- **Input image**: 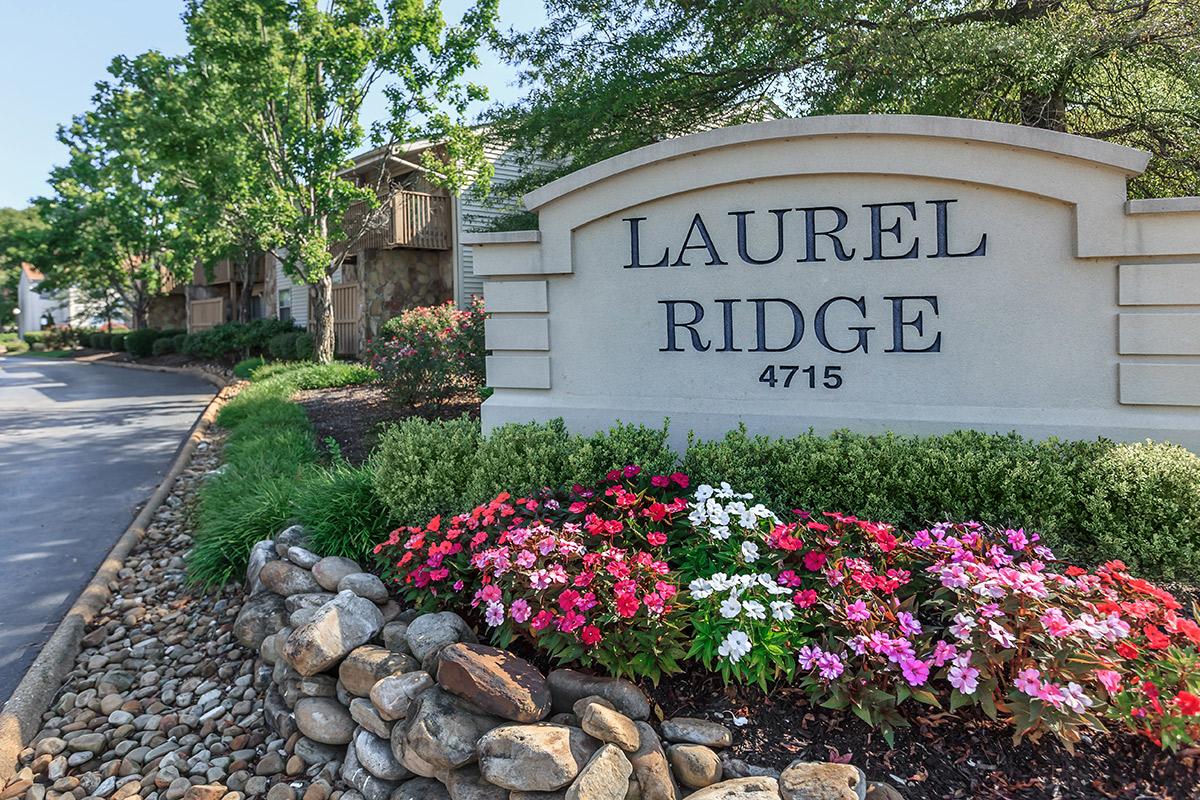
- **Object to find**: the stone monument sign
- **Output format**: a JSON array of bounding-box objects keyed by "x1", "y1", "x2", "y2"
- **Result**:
[{"x1": 464, "y1": 116, "x2": 1200, "y2": 449}]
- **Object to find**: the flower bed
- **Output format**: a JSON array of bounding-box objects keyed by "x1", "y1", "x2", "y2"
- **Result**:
[{"x1": 373, "y1": 467, "x2": 1200, "y2": 751}]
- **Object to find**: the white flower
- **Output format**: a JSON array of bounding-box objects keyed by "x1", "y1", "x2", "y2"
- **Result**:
[
  {"x1": 689, "y1": 578, "x2": 713, "y2": 599},
  {"x1": 695, "y1": 484, "x2": 714, "y2": 502},
  {"x1": 740, "y1": 541, "x2": 760, "y2": 563},
  {"x1": 716, "y1": 482, "x2": 735, "y2": 499},
  {"x1": 731, "y1": 715, "x2": 748, "y2": 727},
  {"x1": 717, "y1": 630, "x2": 752, "y2": 663},
  {"x1": 770, "y1": 600, "x2": 794, "y2": 621},
  {"x1": 742, "y1": 600, "x2": 766, "y2": 620},
  {"x1": 719, "y1": 596, "x2": 743, "y2": 619},
  {"x1": 710, "y1": 525, "x2": 731, "y2": 541}
]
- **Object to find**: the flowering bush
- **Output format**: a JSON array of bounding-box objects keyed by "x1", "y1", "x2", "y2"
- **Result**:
[
  {"x1": 374, "y1": 466, "x2": 695, "y2": 682},
  {"x1": 375, "y1": 467, "x2": 1200, "y2": 750},
  {"x1": 366, "y1": 298, "x2": 485, "y2": 406}
]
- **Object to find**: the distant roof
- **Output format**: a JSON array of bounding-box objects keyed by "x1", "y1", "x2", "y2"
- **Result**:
[{"x1": 21, "y1": 262, "x2": 44, "y2": 281}]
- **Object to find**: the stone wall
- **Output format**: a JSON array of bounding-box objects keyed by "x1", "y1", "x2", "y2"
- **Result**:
[
  {"x1": 147, "y1": 294, "x2": 187, "y2": 331},
  {"x1": 355, "y1": 249, "x2": 453, "y2": 344},
  {"x1": 233, "y1": 527, "x2": 889, "y2": 800}
]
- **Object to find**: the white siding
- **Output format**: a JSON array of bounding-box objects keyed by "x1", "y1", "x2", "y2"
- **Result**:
[
  {"x1": 456, "y1": 144, "x2": 551, "y2": 306},
  {"x1": 272, "y1": 254, "x2": 309, "y2": 330}
]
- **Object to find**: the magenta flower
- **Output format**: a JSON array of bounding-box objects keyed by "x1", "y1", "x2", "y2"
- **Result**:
[
  {"x1": 899, "y1": 656, "x2": 930, "y2": 686},
  {"x1": 510, "y1": 598, "x2": 531, "y2": 624},
  {"x1": 816, "y1": 651, "x2": 845, "y2": 680},
  {"x1": 844, "y1": 600, "x2": 870, "y2": 622}
]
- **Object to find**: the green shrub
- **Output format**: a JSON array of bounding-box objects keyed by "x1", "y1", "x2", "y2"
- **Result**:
[
  {"x1": 22, "y1": 331, "x2": 49, "y2": 346},
  {"x1": 189, "y1": 472, "x2": 299, "y2": 586},
  {"x1": 294, "y1": 332, "x2": 315, "y2": 361},
  {"x1": 249, "y1": 361, "x2": 303, "y2": 382},
  {"x1": 2, "y1": 336, "x2": 29, "y2": 354},
  {"x1": 467, "y1": 419, "x2": 576, "y2": 502},
  {"x1": 233, "y1": 357, "x2": 266, "y2": 380},
  {"x1": 1080, "y1": 441, "x2": 1200, "y2": 579},
  {"x1": 151, "y1": 335, "x2": 176, "y2": 356},
  {"x1": 373, "y1": 416, "x2": 484, "y2": 526},
  {"x1": 287, "y1": 362, "x2": 377, "y2": 390},
  {"x1": 124, "y1": 328, "x2": 161, "y2": 358},
  {"x1": 109, "y1": 333, "x2": 127, "y2": 351},
  {"x1": 269, "y1": 331, "x2": 300, "y2": 360},
  {"x1": 566, "y1": 421, "x2": 677, "y2": 483},
  {"x1": 181, "y1": 319, "x2": 299, "y2": 361},
  {"x1": 295, "y1": 461, "x2": 396, "y2": 562},
  {"x1": 90, "y1": 332, "x2": 112, "y2": 349}
]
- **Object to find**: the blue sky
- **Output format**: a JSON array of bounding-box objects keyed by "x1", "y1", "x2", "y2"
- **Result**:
[{"x1": 0, "y1": 1, "x2": 546, "y2": 209}]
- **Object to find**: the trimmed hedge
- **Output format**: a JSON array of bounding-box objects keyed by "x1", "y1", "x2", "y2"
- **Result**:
[
  {"x1": 181, "y1": 319, "x2": 300, "y2": 361},
  {"x1": 268, "y1": 331, "x2": 300, "y2": 360},
  {"x1": 372, "y1": 420, "x2": 1200, "y2": 579},
  {"x1": 125, "y1": 328, "x2": 161, "y2": 358},
  {"x1": 294, "y1": 332, "x2": 315, "y2": 361},
  {"x1": 110, "y1": 333, "x2": 127, "y2": 351}
]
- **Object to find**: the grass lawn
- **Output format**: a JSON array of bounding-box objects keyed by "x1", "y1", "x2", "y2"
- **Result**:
[{"x1": 14, "y1": 349, "x2": 79, "y2": 359}]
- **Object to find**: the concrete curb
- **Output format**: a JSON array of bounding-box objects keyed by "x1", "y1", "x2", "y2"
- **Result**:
[
  {"x1": 0, "y1": 383, "x2": 235, "y2": 779},
  {"x1": 73, "y1": 354, "x2": 233, "y2": 389}
]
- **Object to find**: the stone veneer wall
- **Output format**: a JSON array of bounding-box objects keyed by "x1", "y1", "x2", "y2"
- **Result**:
[
  {"x1": 357, "y1": 249, "x2": 453, "y2": 344},
  {"x1": 232, "y1": 527, "x2": 887, "y2": 800}
]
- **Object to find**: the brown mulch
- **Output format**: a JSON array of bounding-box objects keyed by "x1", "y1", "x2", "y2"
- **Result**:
[
  {"x1": 641, "y1": 666, "x2": 1200, "y2": 800},
  {"x1": 293, "y1": 383, "x2": 480, "y2": 463}
]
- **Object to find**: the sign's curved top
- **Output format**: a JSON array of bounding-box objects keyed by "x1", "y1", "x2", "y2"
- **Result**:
[{"x1": 523, "y1": 115, "x2": 1152, "y2": 211}]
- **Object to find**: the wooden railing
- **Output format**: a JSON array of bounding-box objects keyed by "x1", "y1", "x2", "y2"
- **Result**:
[
  {"x1": 190, "y1": 297, "x2": 224, "y2": 332},
  {"x1": 332, "y1": 282, "x2": 360, "y2": 355},
  {"x1": 393, "y1": 191, "x2": 451, "y2": 250},
  {"x1": 342, "y1": 190, "x2": 452, "y2": 251}
]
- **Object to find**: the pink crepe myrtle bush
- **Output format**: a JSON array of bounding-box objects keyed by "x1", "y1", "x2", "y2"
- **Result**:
[
  {"x1": 681, "y1": 482, "x2": 1200, "y2": 748},
  {"x1": 374, "y1": 466, "x2": 695, "y2": 683},
  {"x1": 366, "y1": 298, "x2": 486, "y2": 407}
]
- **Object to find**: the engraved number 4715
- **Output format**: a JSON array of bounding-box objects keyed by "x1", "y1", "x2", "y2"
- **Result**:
[{"x1": 758, "y1": 365, "x2": 843, "y2": 389}]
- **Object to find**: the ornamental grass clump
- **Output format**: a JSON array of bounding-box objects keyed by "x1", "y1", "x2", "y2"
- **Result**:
[
  {"x1": 366, "y1": 297, "x2": 485, "y2": 406},
  {"x1": 373, "y1": 466, "x2": 695, "y2": 683}
]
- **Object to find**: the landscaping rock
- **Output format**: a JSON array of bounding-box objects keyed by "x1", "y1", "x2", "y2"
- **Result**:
[
  {"x1": 287, "y1": 546, "x2": 322, "y2": 568},
  {"x1": 629, "y1": 722, "x2": 679, "y2": 800},
  {"x1": 284, "y1": 591, "x2": 384, "y2": 675},
  {"x1": 294, "y1": 697, "x2": 356, "y2": 745},
  {"x1": 340, "y1": 646, "x2": 417, "y2": 696},
  {"x1": 286, "y1": 592, "x2": 338, "y2": 612},
  {"x1": 580, "y1": 702, "x2": 639, "y2": 752},
  {"x1": 405, "y1": 612, "x2": 475, "y2": 664},
  {"x1": 370, "y1": 672, "x2": 434, "y2": 722},
  {"x1": 667, "y1": 744, "x2": 722, "y2": 788},
  {"x1": 719, "y1": 754, "x2": 781, "y2": 781},
  {"x1": 435, "y1": 643, "x2": 551, "y2": 723},
  {"x1": 392, "y1": 777, "x2": 450, "y2": 800},
  {"x1": 660, "y1": 718, "x2": 732, "y2": 749},
  {"x1": 687, "y1": 778, "x2": 781, "y2": 800},
  {"x1": 353, "y1": 728, "x2": 409, "y2": 782},
  {"x1": 381, "y1": 622, "x2": 410, "y2": 654},
  {"x1": 350, "y1": 697, "x2": 393, "y2": 738},
  {"x1": 401, "y1": 687, "x2": 501, "y2": 770},
  {"x1": 566, "y1": 744, "x2": 633, "y2": 800},
  {"x1": 247, "y1": 540, "x2": 279, "y2": 594},
  {"x1": 275, "y1": 524, "x2": 308, "y2": 555},
  {"x1": 259, "y1": 560, "x2": 323, "y2": 596},
  {"x1": 547, "y1": 669, "x2": 650, "y2": 720},
  {"x1": 311, "y1": 557, "x2": 362, "y2": 591},
  {"x1": 338, "y1": 573, "x2": 389, "y2": 603},
  {"x1": 778, "y1": 761, "x2": 866, "y2": 800},
  {"x1": 444, "y1": 765, "x2": 508, "y2": 800},
  {"x1": 294, "y1": 737, "x2": 344, "y2": 766},
  {"x1": 233, "y1": 592, "x2": 289, "y2": 649},
  {"x1": 476, "y1": 724, "x2": 585, "y2": 792},
  {"x1": 341, "y1": 740, "x2": 402, "y2": 800}
]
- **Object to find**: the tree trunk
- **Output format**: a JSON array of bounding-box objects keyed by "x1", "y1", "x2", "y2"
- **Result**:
[
  {"x1": 312, "y1": 272, "x2": 335, "y2": 363},
  {"x1": 238, "y1": 253, "x2": 255, "y2": 321}
]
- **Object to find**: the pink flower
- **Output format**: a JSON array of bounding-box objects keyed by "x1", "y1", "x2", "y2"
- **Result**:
[
  {"x1": 898, "y1": 611, "x2": 922, "y2": 637},
  {"x1": 793, "y1": 589, "x2": 818, "y2": 608},
  {"x1": 803, "y1": 550, "x2": 828, "y2": 572},
  {"x1": 510, "y1": 598, "x2": 531, "y2": 624},
  {"x1": 484, "y1": 602, "x2": 505, "y2": 627},
  {"x1": 530, "y1": 610, "x2": 554, "y2": 631},
  {"x1": 816, "y1": 651, "x2": 845, "y2": 680},
  {"x1": 643, "y1": 592, "x2": 665, "y2": 614},
  {"x1": 1014, "y1": 668, "x2": 1043, "y2": 696},
  {"x1": 580, "y1": 625, "x2": 602, "y2": 645},
  {"x1": 1061, "y1": 682, "x2": 1093, "y2": 714},
  {"x1": 798, "y1": 645, "x2": 824, "y2": 670},
  {"x1": 1095, "y1": 669, "x2": 1122, "y2": 694},
  {"x1": 615, "y1": 593, "x2": 640, "y2": 618},
  {"x1": 557, "y1": 609, "x2": 586, "y2": 633},
  {"x1": 930, "y1": 640, "x2": 958, "y2": 667},
  {"x1": 1040, "y1": 608, "x2": 1074, "y2": 638},
  {"x1": 899, "y1": 656, "x2": 930, "y2": 686},
  {"x1": 558, "y1": 589, "x2": 580, "y2": 611},
  {"x1": 515, "y1": 550, "x2": 536, "y2": 569},
  {"x1": 948, "y1": 652, "x2": 980, "y2": 694},
  {"x1": 844, "y1": 600, "x2": 870, "y2": 622},
  {"x1": 950, "y1": 613, "x2": 976, "y2": 640},
  {"x1": 1007, "y1": 528, "x2": 1029, "y2": 551},
  {"x1": 647, "y1": 531, "x2": 667, "y2": 546},
  {"x1": 987, "y1": 621, "x2": 1016, "y2": 649}
]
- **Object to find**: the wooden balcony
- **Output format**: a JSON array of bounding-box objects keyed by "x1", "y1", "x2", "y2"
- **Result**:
[
  {"x1": 192, "y1": 258, "x2": 264, "y2": 287},
  {"x1": 345, "y1": 190, "x2": 452, "y2": 251}
]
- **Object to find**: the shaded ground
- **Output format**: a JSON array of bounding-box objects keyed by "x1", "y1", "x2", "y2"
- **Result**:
[
  {"x1": 294, "y1": 383, "x2": 480, "y2": 463},
  {"x1": 0, "y1": 357, "x2": 213, "y2": 704}
]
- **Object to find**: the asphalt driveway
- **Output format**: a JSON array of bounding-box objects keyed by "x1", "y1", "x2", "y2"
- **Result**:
[{"x1": 0, "y1": 357, "x2": 214, "y2": 704}]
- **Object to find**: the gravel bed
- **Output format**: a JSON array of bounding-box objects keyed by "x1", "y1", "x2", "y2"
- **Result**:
[{"x1": 4, "y1": 430, "x2": 337, "y2": 800}]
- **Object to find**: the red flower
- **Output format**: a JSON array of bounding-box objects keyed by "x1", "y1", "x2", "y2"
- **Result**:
[
  {"x1": 1143, "y1": 624, "x2": 1171, "y2": 650},
  {"x1": 669, "y1": 472, "x2": 689, "y2": 488},
  {"x1": 569, "y1": 501, "x2": 588, "y2": 514},
  {"x1": 580, "y1": 625, "x2": 603, "y2": 646},
  {"x1": 530, "y1": 610, "x2": 554, "y2": 630},
  {"x1": 803, "y1": 550, "x2": 828, "y2": 572},
  {"x1": 646, "y1": 531, "x2": 667, "y2": 546},
  {"x1": 1116, "y1": 641, "x2": 1141, "y2": 660},
  {"x1": 426, "y1": 515, "x2": 441, "y2": 532},
  {"x1": 615, "y1": 593, "x2": 640, "y2": 618},
  {"x1": 1176, "y1": 691, "x2": 1200, "y2": 716},
  {"x1": 650, "y1": 475, "x2": 669, "y2": 488},
  {"x1": 793, "y1": 589, "x2": 818, "y2": 608},
  {"x1": 558, "y1": 589, "x2": 581, "y2": 611},
  {"x1": 646, "y1": 503, "x2": 668, "y2": 522}
]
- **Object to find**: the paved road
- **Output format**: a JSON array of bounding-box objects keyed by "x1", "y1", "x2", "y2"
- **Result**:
[{"x1": 0, "y1": 357, "x2": 214, "y2": 704}]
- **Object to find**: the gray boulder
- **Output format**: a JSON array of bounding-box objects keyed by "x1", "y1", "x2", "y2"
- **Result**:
[
  {"x1": 259, "y1": 560, "x2": 323, "y2": 596},
  {"x1": 401, "y1": 686, "x2": 501, "y2": 770},
  {"x1": 284, "y1": 590, "x2": 384, "y2": 676},
  {"x1": 312, "y1": 556, "x2": 363, "y2": 591},
  {"x1": 294, "y1": 696, "x2": 356, "y2": 745},
  {"x1": 547, "y1": 669, "x2": 650, "y2": 720},
  {"x1": 233, "y1": 592, "x2": 288, "y2": 649},
  {"x1": 405, "y1": 612, "x2": 475, "y2": 664},
  {"x1": 354, "y1": 728, "x2": 410, "y2": 782}
]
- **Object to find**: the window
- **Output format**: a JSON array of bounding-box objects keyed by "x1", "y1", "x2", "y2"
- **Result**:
[{"x1": 278, "y1": 288, "x2": 292, "y2": 322}]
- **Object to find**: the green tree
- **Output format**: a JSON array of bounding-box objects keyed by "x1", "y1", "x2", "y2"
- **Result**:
[
  {"x1": 488, "y1": 0, "x2": 1200, "y2": 199},
  {"x1": 181, "y1": 0, "x2": 499, "y2": 362},
  {"x1": 0, "y1": 207, "x2": 47, "y2": 327},
  {"x1": 33, "y1": 79, "x2": 187, "y2": 329}
]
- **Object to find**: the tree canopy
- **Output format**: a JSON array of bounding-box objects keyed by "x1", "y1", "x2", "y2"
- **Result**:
[
  {"x1": 487, "y1": 0, "x2": 1200, "y2": 199},
  {"x1": 0, "y1": 207, "x2": 47, "y2": 327}
]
